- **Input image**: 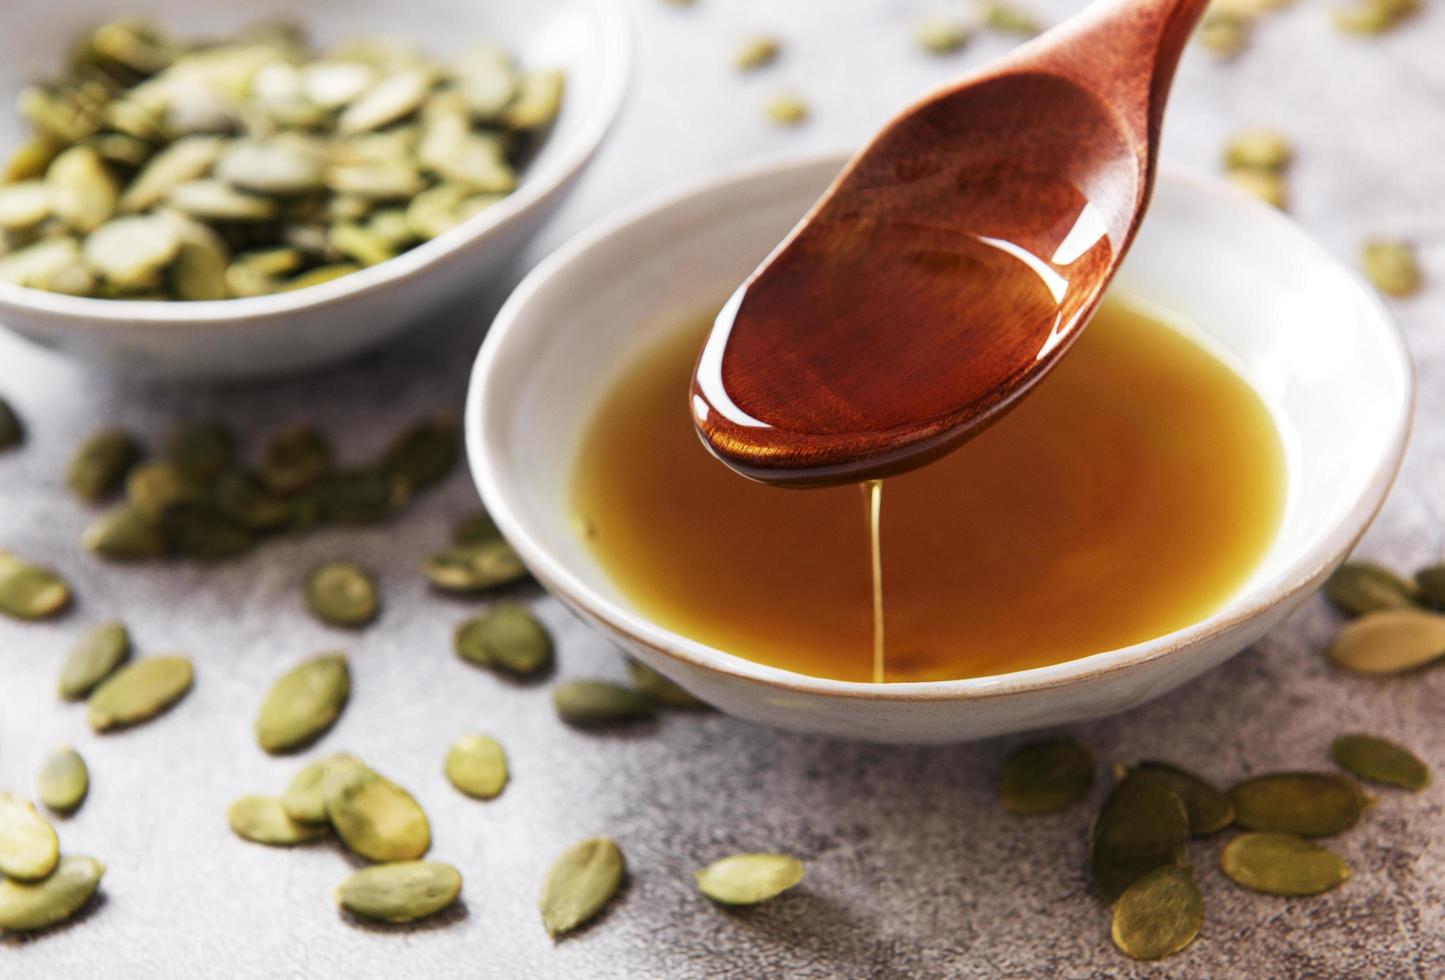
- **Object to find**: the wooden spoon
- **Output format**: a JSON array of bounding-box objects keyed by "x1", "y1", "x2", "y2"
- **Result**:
[{"x1": 691, "y1": 0, "x2": 1211, "y2": 487}]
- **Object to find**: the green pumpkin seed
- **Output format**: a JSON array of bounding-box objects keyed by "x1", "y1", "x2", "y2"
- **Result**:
[
  {"x1": 1110, "y1": 865, "x2": 1202, "y2": 961},
  {"x1": 405, "y1": 183, "x2": 472, "y2": 240},
  {"x1": 0, "y1": 180, "x2": 52, "y2": 231},
  {"x1": 327, "y1": 768, "x2": 431, "y2": 863},
  {"x1": 1326, "y1": 608, "x2": 1445, "y2": 674},
  {"x1": 455, "y1": 603, "x2": 552, "y2": 676},
  {"x1": 283, "y1": 263, "x2": 360, "y2": 291},
  {"x1": 999, "y1": 738, "x2": 1094, "y2": 814},
  {"x1": 627, "y1": 660, "x2": 708, "y2": 709},
  {"x1": 1228, "y1": 772, "x2": 1368, "y2": 837},
  {"x1": 5, "y1": 136, "x2": 60, "y2": 183},
  {"x1": 119, "y1": 136, "x2": 225, "y2": 212},
  {"x1": 1221, "y1": 832, "x2": 1350, "y2": 896},
  {"x1": 161, "y1": 504, "x2": 254, "y2": 561},
  {"x1": 425, "y1": 539, "x2": 527, "y2": 593},
  {"x1": 764, "y1": 93, "x2": 808, "y2": 126},
  {"x1": 255, "y1": 653, "x2": 351, "y2": 754},
  {"x1": 213, "y1": 472, "x2": 291, "y2": 531},
  {"x1": 338, "y1": 68, "x2": 434, "y2": 134},
  {"x1": 0, "y1": 855, "x2": 104, "y2": 932},
  {"x1": 336, "y1": 861, "x2": 462, "y2": 923},
  {"x1": 734, "y1": 36, "x2": 781, "y2": 71},
  {"x1": 329, "y1": 221, "x2": 395, "y2": 266},
  {"x1": 1223, "y1": 127, "x2": 1292, "y2": 172},
  {"x1": 166, "y1": 420, "x2": 234, "y2": 479},
  {"x1": 553, "y1": 680, "x2": 654, "y2": 729},
  {"x1": 452, "y1": 44, "x2": 517, "y2": 119},
  {"x1": 540, "y1": 838, "x2": 624, "y2": 938},
  {"x1": 0, "y1": 238, "x2": 85, "y2": 291},
  {"x1": 87, "y1": 655, "x2": 193, "y2": 732},
  {"x1": 282, "y1": 753, "x2": 360, "y2": 824},
  {"x1": 59, "y1": 621, "x2": 131, "y2": 700},
  {"x1": 126, "y1": 461, "x2": 204, "y2": 522},
  {"x1": 0, "y1": 396, "x2": 22, "y2": 451},
  {"x1": 83, "y1": 504, "x2": 167, "y2": 561},
  {"x1": 915, "y1": 18, "x2": 971, "y2": 54},
  {"x1": 1360, "y1": 238, "x2": 1421, "y2": 298},
  {"x1": 37, "y1": 747, "x2": 89, "y2": 814},
  {"x1": 444, "y1": 734, "x2": 508, "y2": 800},
  {"x1": 262, "y1": 426, "x2": 332, "y2": 494},
  {"x1": 381, "y1": 415, "x2": 459, "y2": 493},
  {"x1": 695, "y1": 853, "x2": 805, "y2": 906},
  {"x1": 1331, "y1": 733, "x2": 1429, "y2": 791},
  {"x1": 453, "y1": 510, "x2": 500, "y2": 545},
  {"x1": 1413, "y1": 563, "x2": 1445, "y2": 609},
  {"x1": 67, "y1": 428, "x2": 142, "y2": 502},
  {"x1": 47, "y1": 145, "x2": 117, "y2": 233},
  {"x1": 1227, "y1": 167, "x2": 1287, "y2": 209},
  {"x1": 1089, "y1": 771, "x2": 1190, "y2": 903},
  {"x1": 501, "y1": 70, "x2": 564, "y2": 130},
  {"x1": 0, "y1": 551, "x2": 71, "y2": 620},
  {"x1": 325, "y1": 162, "x2": 425, "y2": 200},
  {"x1": 228, "y1": 795, "x2": 330, "y2": 846},
  {"x1": 169, "y1": 179, "x2": 278, "y2": 222},
  {"x1": 216, "y1": 139, "x2": 326, "y2": 196},
  {"x1": 83, "y1": 214, "x2": 182, "y2": 286},
  {"x1": 304, "y1": 60, "x2": 376, "y2": 108},
  {"x1": 1323, "y1": 561, "x2": 1418, "y2": 616},
  {"x1": 317, "y1": 469, "x2": 409, "y2": 524},
  {"x1": 169, "y1": 215, "x2": 231, "y2": 300},
  {"x1": 1132, "y1": 761, "x2": 1235, "y2": 836},
  {"x1": 304, "y1": 562, "x2": 379, "y2": 628},
  {"x1": 1334, "y1": 0, "x2": 1419, "y2": 34},
  {"x1": 0, "y1": 794, "x2": 60, "y2": 881},
  {"x1": 983, "y1": 1, "x2": 1043, "y2": 35}
]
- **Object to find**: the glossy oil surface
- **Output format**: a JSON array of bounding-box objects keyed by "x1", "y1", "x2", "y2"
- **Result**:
[{"x1": 574, "y1": 297, "x2": 1286, "y2": 683}]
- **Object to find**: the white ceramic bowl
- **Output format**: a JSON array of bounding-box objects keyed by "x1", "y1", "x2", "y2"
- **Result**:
[
  {"x1": 0, "y1": 0, "x2": 630, "y2": 381},
  {"x1": 467, "y1": 153, "x2": 1413, "y2": 744}
]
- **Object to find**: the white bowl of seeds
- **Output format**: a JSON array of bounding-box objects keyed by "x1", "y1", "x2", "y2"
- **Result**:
[{"x1": 0, "y1": 0, "x2": 630, "y2": 380}]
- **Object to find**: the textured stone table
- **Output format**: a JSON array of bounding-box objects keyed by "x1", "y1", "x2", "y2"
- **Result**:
[{"x1": 2, "y1": 1, "x2": 1442, "y2": 976}]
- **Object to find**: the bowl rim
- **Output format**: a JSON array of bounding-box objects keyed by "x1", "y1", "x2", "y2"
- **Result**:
[
  {"x1": 0, "y1": 0, "x2": 633, "y2": 328},
  {"x1": 466, "y1": 150, "x2": 1415, "y2": 703}
]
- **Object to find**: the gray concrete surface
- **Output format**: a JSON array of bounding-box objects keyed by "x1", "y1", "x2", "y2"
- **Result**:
[{"x1": 1, "y1": 1, "x2": 1442, "y2": 976}]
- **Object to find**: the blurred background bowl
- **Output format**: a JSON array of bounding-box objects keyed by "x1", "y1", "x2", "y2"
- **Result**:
[{"x1": 0, "y1": 0, "x2": 630, "y2": 381}]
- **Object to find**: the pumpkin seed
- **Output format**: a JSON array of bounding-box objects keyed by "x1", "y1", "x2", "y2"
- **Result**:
[
  {"x1": 455, "y1": 603, "x2": 552, "y2": 676},
  {"x1": 0, "y1": 794, "x2": 60, "y2": 881},
  {"x1": 161, "y1": 504, "x2": 254, "y2": 561},
  {"x1": 283, "y1": 263, "x2": 359, "y2": 291},
  {"x1": 553, "y1": 680, "x2": 654, "y2": 729},
  {"x1": 0, "y1": 551, "x2": 71, "y2": 620},
  {"x1": 0, "y1": 855, "x2": 104, "y2": 932},
  {"x1": 444, "y1": 734, "x2": 509, "y2": 800},
  {"x1": 1132, "y1": 761, "x2": 1234, "y2": 836},
  {"x1": 338, "y1": 68, "x2": 434, "y2": 134},
  {"x1": 46, "y1": 145, "x2": 117, "y2": 232},
  {"x1": 0, "y1": 397, "x2": 21, "y2": 451},
  {"x1": 999, "y1": 738, "x2": 1094, "y2": 814},
  {"x1": 166, "y1": 420, "x2": 235, "y2": 480},
  {"x1": 1227, "y1": 168, "x2": 1287, "y2": 209},
  {"x1": 126, "y1": 461, "x2": 204, "y2": 522},
  {"x1": 329, "y1": 221, "x2": 395, "y2": 266},
  {"x1": 336, "y1": 861, "x2": 462, "y2": 923},
  {"x1": 228, "y1": 795, "x2": 329, "y2": 846},
  {"x1": 83, "y1": 504, "x2": 167, "y2": 561},
  {"x1": 734, "y1": 37, "x2": 781, "y2": 71},
  {"x1": 1223, "y1": 127, "x2": 1291, "y2": 172},
  {"x1": 453, "y1": 510, "x2": 500, "y2": 545},
  {"x1": 1198, "y1": 9, "x2": 1252, "y2": 57},
  {"x1": 325, "y1": 162, "x2": 425, "y2": 200},
  {"x1": 1323, "y1": 561, "x2": 1417, "y2": 616},
  {"x1": 540, "y1": 838, "x2": 624, "y2": 937},
  {"x1": 1331, "y1": 733, "x2": 1429, "y2": 791},
  {"x1": 304, "y1": 562, "x2": 379, "y2": 628},
  {"x1": 213, "y1": 472, "x2": 291, "y2": 531},
  {"x1": 1326, "y1": 608, "x2": 1445, "y2": 674},
  {"x1": 1221, "y1": 832, "x2": 1350, "y2": 895},
  {"x1": 0, "y1": 238, "x2": 86, "y2": 290},
  {"x1": 169, "y1": 215, "x2": 231, "y2": 300},
  {"x1": 1360, "y1": 238, "x2": 1421, "y2": 298},
  {"x1": 695, "y1": 853, "x2": 805, "y2": 906},
  {"x1": 0, "y1": 180, "x2": 52, "y2": 231},
  {"x1": 262, "y1": 426, "x2": 332, "y2": 494},
  {"x1": 5, "y1": 136, "x2": 60, "y2": 183},
  {"x1": 425, "y1": 539, "x2": 527, "y2": 593},
  {"x1": 627, "y1": 660, "x2": 708, "y2": 709},
  {"x1": 915, "y1": 18, "x2": 971, "y2": 54},
  {"x1": 118, "y1": 136, "x2": 224, "y2": 213},
  {"x1": 1089, "y1": 771, "x2": 1190, "y2": 903},
  {"x1": 216, "y1": 139, "x2": 326, "y2": 196},
  {"x1": 59, "y1": 621, "x2": 131, "y2": 700},
  {"x1": 255, "y1": 653, "x2": 351, "y2": 753},
  {"x1": 764, "y1": 93, "x2": 808, "y2": 126},
  {"x1": 381, "y1": 415, "x2": 459, "y2": 492},
  {"x1": 87, "y1": 655, "x2": 193, "y2": 731},
  {"x1": 327, "y1": 768, "x2": 431, "y2": 863},
  {"x1": 983, "y1": 1, "x2": 1043, "y2": 35},
  {"x1": 1228, "y1": 772, "x2": 1368, "y2": 837},
  {"x1": 67, "y1": 428, "x2": 142, "y2": 502},
  {"x1": 317, "y1": 469, "x2": 409, "y2": 524},
  {"x1": 283, "y1": 753, "x2": 360, "y2": 824},
  {"x1": 169, "y1": 179, "x2": 278, "y2": 222},
  {"x1": 37, "y1": 747, "x2": 89, "y2": 814},
  {"x1": 1110, "y1": 865, "x2": 1202, "y2": 961},
  {"x1": 1413, "y1": 563, "x2": 1445, "y2": 609},
  {"x1": 452, "y1": 44, "x2": 517, "y2": 120},
  {"x1": 1334, "y1": 0, "x2": 1419, "y2": 34},
  {"x1": 83, "y1": 213, "x2": 180, "y2": 286},
  {"x1": 501, "y1": 70, "x2": 565, "y2": 130},
  {"x1": 303, "y1": 60, "x2": 376, "y2": 108}
]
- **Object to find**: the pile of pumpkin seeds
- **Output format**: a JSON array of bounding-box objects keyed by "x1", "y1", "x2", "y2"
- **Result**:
[
  {"x1": 0, "y1": 18, "x2": 563, "y2": 299},
  {"x1": 998, "y1": 727, "x2": 1429, "y2": 961},
  {"x1": 73, "y1": 413, "x2": 458, "y2": 563}
]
